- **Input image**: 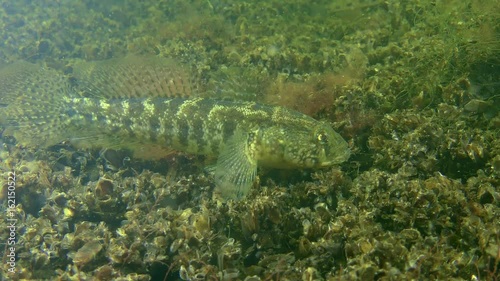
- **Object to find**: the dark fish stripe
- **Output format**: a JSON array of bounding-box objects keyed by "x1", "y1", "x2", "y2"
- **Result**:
[
  {"x1": 176, "y1": 115, "x2": 189, "y2": 147},
  {"x1": 191, "y1": 113, "x2": 206, "y2": 152},
  {"x1": 148, "y1": 116, "x2": 159, "y2": 142},
  {"x1": 222, "y1": 119, "x2": 237, "y2": 142}
]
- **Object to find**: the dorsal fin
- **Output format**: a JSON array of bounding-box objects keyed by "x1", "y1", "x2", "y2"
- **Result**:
[
  {"x1": 72, "y1": 55, "x2": 200, "y2": 99},
  {"x1": 0, "y1": 61, "x2": 77, "y2": 147},
  {"x1": 0, "y1": 61, "x2": 71, "y2": 105}
]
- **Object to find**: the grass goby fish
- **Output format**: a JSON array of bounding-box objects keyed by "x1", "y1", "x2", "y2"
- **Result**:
[{"x1": 0, "y1": 56, "x2": 351, "y2": 200}]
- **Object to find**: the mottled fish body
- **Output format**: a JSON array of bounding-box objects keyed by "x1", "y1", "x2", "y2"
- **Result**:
[{"x1": 0, "y1": 57, "x2": 350, "y2": 200}]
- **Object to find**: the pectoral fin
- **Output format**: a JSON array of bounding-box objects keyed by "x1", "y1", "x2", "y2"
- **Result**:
[{"x1": 214, "y1": 129, "x2": 258, "y2": 201}]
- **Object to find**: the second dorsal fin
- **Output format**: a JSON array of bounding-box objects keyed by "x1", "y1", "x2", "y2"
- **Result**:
[{"x1": 73, "y1": 55, "x2": 200, "y2": 99}]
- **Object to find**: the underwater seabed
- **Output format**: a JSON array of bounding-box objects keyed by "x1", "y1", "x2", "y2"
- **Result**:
[{"x1": 0, "y1": 0, "x2": 499, "y2": 280}]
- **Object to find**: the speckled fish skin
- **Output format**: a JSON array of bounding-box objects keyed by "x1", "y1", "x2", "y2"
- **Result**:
[
  {"x1": 0, "y1": 58, "x2": 351, "y2": 200},
  {"x1": 64, "y1": 96, "x2": 351, "y2": 199}
]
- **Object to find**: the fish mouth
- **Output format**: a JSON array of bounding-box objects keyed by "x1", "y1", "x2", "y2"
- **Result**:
[
  {"x1": 320, "y1": 151, "x2": 351, "y2": 167},
  {"x1": 316, "y1": 160, "x2": 335, "y2": 168},
  {"x1": 318, "y1": 162, "x2": 332, "y2": 168}
]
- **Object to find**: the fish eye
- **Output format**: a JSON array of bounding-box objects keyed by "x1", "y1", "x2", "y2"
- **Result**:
[{"x1": 317, "y1": 133, "x2": 328, "y2": 144}]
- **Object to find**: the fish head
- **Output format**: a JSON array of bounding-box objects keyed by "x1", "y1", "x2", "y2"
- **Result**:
[{"x1": 256, "y1": 121, "x2": 350, "y2": 169}]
